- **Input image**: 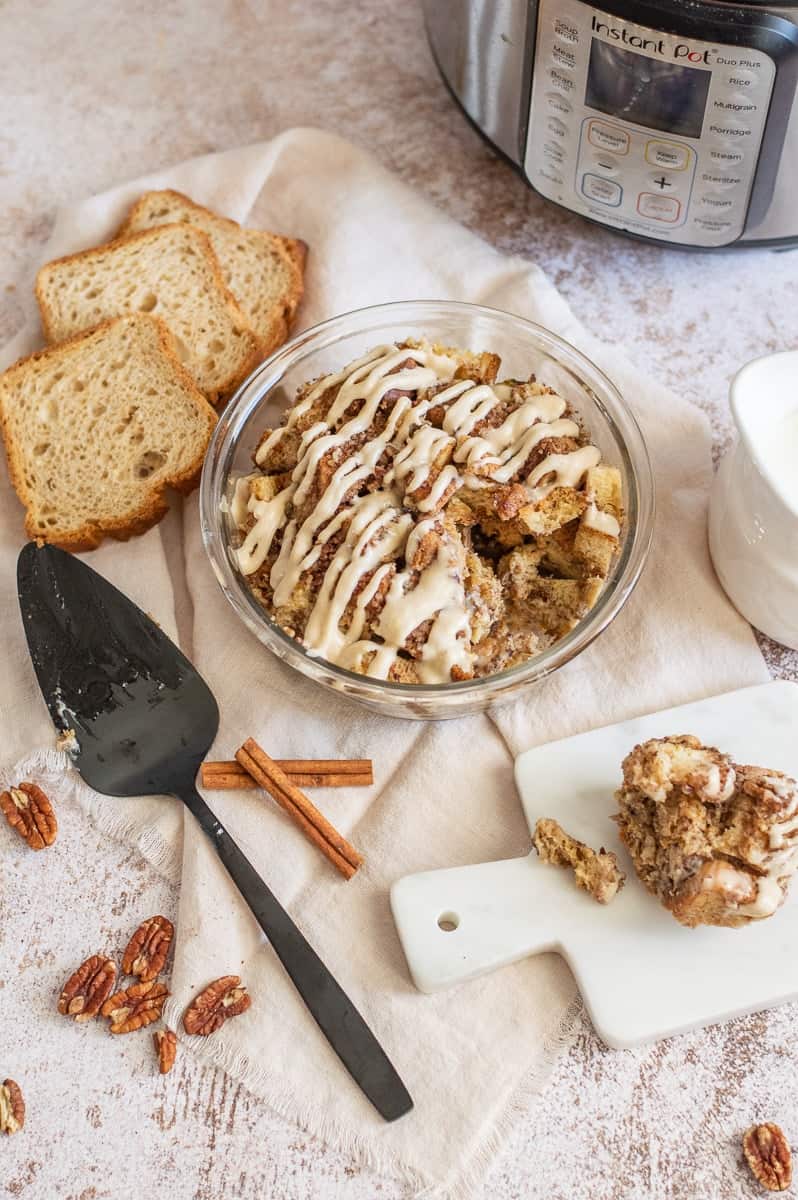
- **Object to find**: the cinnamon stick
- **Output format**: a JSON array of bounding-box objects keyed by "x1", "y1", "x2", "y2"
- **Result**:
[
  {"x1": 235, "y1": 740, "x2": 364, "y2": 879},
  {"x1": 201, "y1": 759, "x2": 372, "y2": 789}
]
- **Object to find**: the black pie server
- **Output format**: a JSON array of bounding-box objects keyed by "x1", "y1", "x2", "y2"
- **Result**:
[{"x1": 17, "y1": 541, "x2": 412, "y2": 1123}]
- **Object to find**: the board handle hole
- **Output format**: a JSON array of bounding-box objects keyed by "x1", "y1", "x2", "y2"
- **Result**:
[{"x1": 437, "y1": 911, "x2": 460, "y2": 933}]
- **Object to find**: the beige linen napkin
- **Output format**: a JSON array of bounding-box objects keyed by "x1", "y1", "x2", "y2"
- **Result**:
[{"x1": 0, "y1": 129, "x2": 769, "y2": 1197}]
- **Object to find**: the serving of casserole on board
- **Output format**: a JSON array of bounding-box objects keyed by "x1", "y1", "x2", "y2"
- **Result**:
[{"x1": 392, "y1": 681, "x2": 798, "y2": 1047}]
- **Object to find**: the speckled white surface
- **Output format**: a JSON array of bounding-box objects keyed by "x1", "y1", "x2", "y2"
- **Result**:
[{"x1": 2, "y1": 2, "x2": 798, "y2": 1197}]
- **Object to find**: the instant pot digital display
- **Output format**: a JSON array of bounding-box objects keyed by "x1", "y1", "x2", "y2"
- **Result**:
[{"x1": 585, "y1": 40, "x2": 712, "y2": 138}]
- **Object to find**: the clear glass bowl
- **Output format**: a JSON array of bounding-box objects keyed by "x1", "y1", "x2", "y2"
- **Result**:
[{"x1": 200, "y1": 301, "x2": 654, "y2": 719}]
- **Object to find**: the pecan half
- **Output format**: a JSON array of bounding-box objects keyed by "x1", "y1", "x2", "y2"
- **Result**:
[
  {"x1": 0, "y1": 1080, "x2": 24, "y2": 1135},
  {"x1": 743, "y1": 1123, "x2": 793, "y2": 1191},
  {"x1": 58, "y1": 955, "x2": 116, "y2": 1022},
  {"x1": 153, "y1": 1029, "x2": 177, "y2": 1074},
  {"x1": 0, "y1": 782, "x2": 57, "y2": 849},
  {"x1": 121, "y1": 915, "x2": 174, "y2": 982},
  {"x1": 101, "y1": 980, "x2": 169, "y2": 1034},
  {"x1": 183, "y1": 976, "x2": 251, "y2": 1036}
]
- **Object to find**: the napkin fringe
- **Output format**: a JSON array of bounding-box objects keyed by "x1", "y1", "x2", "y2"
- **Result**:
[
  {"x1": 159, "y1": 991, "x2": 583, "y2": 1200},
  {"x1": 415, "y1": 994, "x2": 583, "y2": 1199},
  {"x1": 3, "y1": 748, "x2": 182, "y2": 884},
  {"x1": 86, "y1": 805, "x2": 182, "y2": 883},
  {"x1": 160, "y1": 998, "x2": 427, "y2": 1193},
  {"x1": 1, "y1": 747, "x2": 82, "y2": 797}
]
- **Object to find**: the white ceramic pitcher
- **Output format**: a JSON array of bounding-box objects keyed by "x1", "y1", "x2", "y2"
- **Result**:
[{"x1": 709, "y1": 350, "x2": 798, "y2": 650}]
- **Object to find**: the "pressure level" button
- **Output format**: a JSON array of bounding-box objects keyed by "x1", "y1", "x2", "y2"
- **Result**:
[{"x1": 587, "y1": 120, "x2": 630, "y2": 155}]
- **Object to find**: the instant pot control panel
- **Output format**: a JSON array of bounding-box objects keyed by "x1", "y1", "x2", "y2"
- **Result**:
[{"x1": 525, "y1": 0, "x2": 777, "y2": 246}]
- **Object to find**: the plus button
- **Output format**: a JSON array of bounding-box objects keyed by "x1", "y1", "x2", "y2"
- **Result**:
[{"x1": 654, "y1": 175, "x2": 673, "y2": 190}]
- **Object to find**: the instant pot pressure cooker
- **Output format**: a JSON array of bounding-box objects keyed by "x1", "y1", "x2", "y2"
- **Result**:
[{"x1": 423, "y1": 0, "x2": 798, "y2": 248}]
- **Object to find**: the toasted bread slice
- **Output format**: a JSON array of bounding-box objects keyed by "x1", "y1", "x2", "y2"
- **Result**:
[
  {"x1": 118, "y1": 189, "x2": 306, "y2": 358},
  {"x1": 0, "y1": 315, "x2": 217, "y2": 550},
  {"x1": 35, "y1": 223, "x2": 261, "y2": 404}
]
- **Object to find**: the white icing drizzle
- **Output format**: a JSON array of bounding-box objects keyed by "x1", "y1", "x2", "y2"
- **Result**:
[
  {"x1": 526, "y1": 445, "x2": 602, "y2": 503},
  {"x1": 389, "y1": 425, "x2": 455, "y2": 492},
  {"x1": 770, "y1": 811, "x2": 798, "y2": 849},
  {"x1": 739, "y1": 874, "x2": 786, "y2": 919},
  {"x1": 583, "y1": 502, "x2": 621, "y2": 538},
  {"x1": 230, "y1": 475, "x2": 255, "y2": 527},
  {"x1": 739, "y1": 782, "x2": 798, "y2": 917},
  {"x1": 704, "y1": 764, "x2": 724, "y2": 800},
  {"x1": 762, "y1": 772, "x2": 795, "y2": 802},
  {"x1": 231, "y1": 341, "x2": 605, "y2": 682},
  {"x1": 452, "y1": 395, "x2": 573, "y2": 480},
  {"x1": 700, "y1": 860, "x2": 755, "y2": 903},
  {"x1": 254, "y1": 345, "x2": 397, "y2": 466},
  {"x1": 417, "y1": 465, "x2": 460, "y2": 513},
  {"x1": 367, "y1": 514, "x2": 472, "y2": 684},
  {"x1": 302, "y1": 493, "x2": 413, "y2": 663},
  {"x1": 236, "y1": 483, "x2": 292, "y2": 574}
]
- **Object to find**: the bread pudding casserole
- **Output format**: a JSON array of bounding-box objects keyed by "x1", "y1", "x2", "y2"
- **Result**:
[
  {"x1": 229, "y1": 339, "x2": 623, "y2": 684},
  {"x1": 615, "y1": 735, "x2": 798, "y2": 928}
]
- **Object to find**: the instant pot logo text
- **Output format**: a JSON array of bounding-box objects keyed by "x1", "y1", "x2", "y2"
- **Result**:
[{"x1": 591, "y1": 15, "x2": 713, "y2": 63}]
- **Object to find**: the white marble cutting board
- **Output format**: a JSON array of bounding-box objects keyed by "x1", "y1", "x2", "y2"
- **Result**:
[{"x1": 390, "y1": 681, "x2": 798, "y2": 1047}]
